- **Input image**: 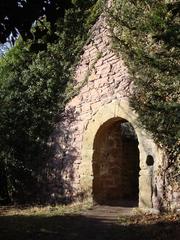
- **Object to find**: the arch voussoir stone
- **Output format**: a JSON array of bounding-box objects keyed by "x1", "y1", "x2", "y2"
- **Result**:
[{"x1": 80, "y1": 100, "x2": 164, "y2": 210}]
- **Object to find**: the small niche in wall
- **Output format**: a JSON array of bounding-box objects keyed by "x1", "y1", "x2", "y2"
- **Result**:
[{"x1": 146, "y1": 155, "x2": 154, "y2": 166}]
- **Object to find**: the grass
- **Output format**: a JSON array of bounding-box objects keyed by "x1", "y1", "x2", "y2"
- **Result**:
[
  {"x1": 0, "y1": 202, "x2": 179, "y2": 240},
  {"x1": 0, "y1": 199, "x2": 92, "y2": 217}
]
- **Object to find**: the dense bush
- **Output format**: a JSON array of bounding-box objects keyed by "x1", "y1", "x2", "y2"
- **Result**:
[
  {"x1": 110, "y1": 1, "x2": 179, "y2": 174},
  {"x1": 0, "y1": 0, "x2": 102, "y2": 203}
]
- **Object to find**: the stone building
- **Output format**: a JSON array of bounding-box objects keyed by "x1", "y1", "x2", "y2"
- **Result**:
[{"x1": 46, "y1": 4, "x2": 179, "y2": 213}]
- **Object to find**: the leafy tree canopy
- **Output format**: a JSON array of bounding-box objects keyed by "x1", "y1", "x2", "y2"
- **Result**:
[
  {"x1": 110, "y1": 0, "x2": 180, "y2": 175},
  {"x1": 0, "y1": 0, "x2": 74, "y2": 43},
  {"x1": 0, "y1": 0, "x2": 98, "y2": 45},
  {"x1": 0, "y1": 0, "x2": 102, "y2": 204}
]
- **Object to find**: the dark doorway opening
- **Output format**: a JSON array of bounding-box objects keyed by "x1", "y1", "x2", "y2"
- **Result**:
[{"x1": 93, "y1": 118, "x2": 139, "y2": 207}]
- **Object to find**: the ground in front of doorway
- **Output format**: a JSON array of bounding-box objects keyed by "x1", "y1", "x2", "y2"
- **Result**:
[{"x1": 0, "y1": 202, "x2": 179, "y2": 240}]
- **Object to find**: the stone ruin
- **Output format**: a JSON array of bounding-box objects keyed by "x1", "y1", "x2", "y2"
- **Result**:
[{"x1": 44, "y1": 7, "x2": 180, "y2": 213}]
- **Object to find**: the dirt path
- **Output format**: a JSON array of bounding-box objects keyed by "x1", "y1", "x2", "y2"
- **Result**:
[
  {"x1": 0, "y1": 205, "x2": 179, "y2": 240},
  {"x1": 81, "y1": 205, "x2": 135, "y2": 222}
]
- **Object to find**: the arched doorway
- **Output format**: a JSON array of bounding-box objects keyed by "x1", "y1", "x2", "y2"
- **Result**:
[
  {"x1": 80, "y1": 100, "x2": 160, "y2": 209},
  {"x1": 93, "y1": 118, "x2": 139, "y2": 206}
]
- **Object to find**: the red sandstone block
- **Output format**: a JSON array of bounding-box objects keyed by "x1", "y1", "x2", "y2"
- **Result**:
[
  {"x1": 70, "y1": 96, "x2": 81, "y2": 106},
  {"x1": 96, "y1": 63, "x2": 109, "y2": 72},
  {"x1": 94, "y1": 81, "x2": 100, "y2": 89},
  {"x1": 81, "y1": 103, "x2": 91, "y2": 113},
  {"x1": 88, "y1": 81, "x2": 94, "y2": 90},
  {"x1": 82, "y1": 92, "x2": 91, "y2": 102},
  {"x1": 112, "y1": 64, "x2": 124, "y2": 74},
  {"x1": 106, "y1": 55, "x2": 118, "y2": 62},
  {"x1": 102, "y1": 52, "x2": 114, "y2": 61},
  {"x1": 91, "y1": 101, "x2": 102, "y2": 111},
  {"x1": 99, "y1": 77, "x2": 109, "y2": 87},
  {"x1": 93, "y1": 37, "x2": 103, "y2": 45},
  {"x1": 89, "y1": 48, "x2": 98, "y2": 56},
  {"x1": 108, "y1": 77, "x2": 115, "y2": 84},
  {"x1": 91, "y1": 89, "x2": 100, "y2": 101},
  {"x1": 95, "y1": 59, "x2": 103, "y2": 67},
  {"x1": 80, "y1": 85, "x2": 89, "y2": 93}
]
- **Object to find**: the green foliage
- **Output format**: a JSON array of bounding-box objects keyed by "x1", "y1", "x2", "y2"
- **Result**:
[
  {"x1": 110, "y1": 1, "x2": 180, "y2": 169},
  {"x1": 0, "y1": 0, "x2": 103, "y2": 203}
]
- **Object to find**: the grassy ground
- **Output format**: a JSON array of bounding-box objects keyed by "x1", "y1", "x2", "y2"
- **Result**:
[{"x1": 0, "y1": 202, "x2": 179, "y2": 240}]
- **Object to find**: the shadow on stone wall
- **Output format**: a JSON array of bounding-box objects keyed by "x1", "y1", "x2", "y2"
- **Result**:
[{"x1": 36, "y1": 106, "x2": 82, "y2": 205}]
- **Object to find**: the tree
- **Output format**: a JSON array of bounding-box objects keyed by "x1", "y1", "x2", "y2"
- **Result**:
[
  {"x1": 0, "y1": 0, "x2": 102, "y2": 204},
  {"x1": 0, "y1": 0, "x2": 73, "y2": 44},
  {"x1": 110, "y1": 0, "x2": 180, "y2": 176}
]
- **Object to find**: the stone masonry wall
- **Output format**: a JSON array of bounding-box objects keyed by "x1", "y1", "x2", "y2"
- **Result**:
[
  {"x1": 46, "y1": 13, "x2": 132, "y2": 202},
  {"x1": 44, "y1": 10, "x2": 179, "y2": 212}
]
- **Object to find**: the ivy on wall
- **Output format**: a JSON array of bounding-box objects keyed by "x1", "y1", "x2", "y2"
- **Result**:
[{"x1": 109, "y1": 0, "x2": 180, "y2": 176}]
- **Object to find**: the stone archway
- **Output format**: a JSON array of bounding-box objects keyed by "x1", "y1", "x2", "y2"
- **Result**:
[
  {"x1": 93, "y1": 118, "x2": 139, "y2": 206},
  {"x1": 80, "y1": 100, "x2": 163, "y2": 210}
]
